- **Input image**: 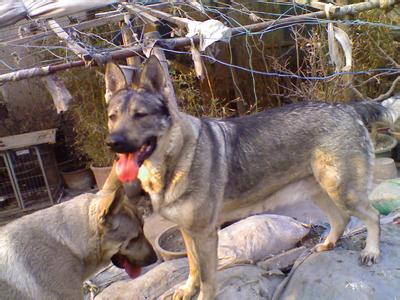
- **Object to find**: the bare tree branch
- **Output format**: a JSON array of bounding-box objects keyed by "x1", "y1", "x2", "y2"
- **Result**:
[
  {"x1": 372, "y1": 75, "x2": 400, "y2": 101},
  {"x1": 350, "y1": 86, "x2": 371, "y2": 101},
  {"x1": 368, "y1": 36, "x2": 400, "y2": 69}
]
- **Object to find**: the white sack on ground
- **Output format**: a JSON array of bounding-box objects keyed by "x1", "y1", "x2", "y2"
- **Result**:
[{"x1": 218, "y1": 214, "x2": 310, "y2": 267}]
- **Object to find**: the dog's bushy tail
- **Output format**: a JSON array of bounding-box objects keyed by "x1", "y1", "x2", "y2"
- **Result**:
[{"x1": 351, "y1": 95, "x2": 400, "y2": 126}]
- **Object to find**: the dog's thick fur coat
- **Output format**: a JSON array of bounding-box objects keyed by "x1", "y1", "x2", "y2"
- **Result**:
[
  {"x1": 0, "y1": 189, "x2": 156, "y2": 300},
  {"x1": 104, "y1": 57, "x2": 400, "y2": 299}
]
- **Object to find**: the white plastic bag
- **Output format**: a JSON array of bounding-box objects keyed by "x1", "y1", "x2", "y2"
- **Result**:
[{"x1": 0, "y1": 1, "x2": 26, "y2": 27}]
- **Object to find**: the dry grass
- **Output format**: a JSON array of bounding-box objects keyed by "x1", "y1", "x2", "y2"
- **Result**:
[
  {"x1": 279, "y1": 10, "x2": 400, "y2": 103},
  {"x1": 61, "y1": 68, "x2": 114, "y2": 167}
]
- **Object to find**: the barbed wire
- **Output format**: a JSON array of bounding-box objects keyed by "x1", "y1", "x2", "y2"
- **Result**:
[
  {"x1": 0, "y1": 0, "x2": 398, "y2": 86},
  {"x1": 161, "y1": 47, "x2": 400, "y2": 80}
]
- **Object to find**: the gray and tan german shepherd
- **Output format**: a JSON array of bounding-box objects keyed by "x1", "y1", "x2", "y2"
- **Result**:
[
  {"x1": 0, "y1": 187, "x2": 157, "y2": 299},
  {"x1": 104, "y1": 56, "x2": 400, "y2": 300}
]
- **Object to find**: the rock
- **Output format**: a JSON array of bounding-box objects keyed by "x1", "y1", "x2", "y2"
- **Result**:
[
  {"x1": 84, "y1": 264, "x2": 128, "y2": 298},
  {"x1": 274, "y1": 224, "x2": 400, "y2": 299},
  {"x1": 97, "y1": 261, "x2": 285, "y2": 300},
  {"x1": 96, "y1": 258, "x2": 189, "y2": 300},
  {"x1": 160, "y1": 265, "x2": 284, "y2": 300},
  {"x1": 84, "y1": 262, "x2": 161, "y2": 299}
]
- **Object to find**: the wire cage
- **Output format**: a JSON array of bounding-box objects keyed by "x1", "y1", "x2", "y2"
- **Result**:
[
  {"x1": 0, "y1": 152, "x2": 20, "y2": 213},
  {"x1": 0, "y1": 144, "x2": 62, "y2": 220}
]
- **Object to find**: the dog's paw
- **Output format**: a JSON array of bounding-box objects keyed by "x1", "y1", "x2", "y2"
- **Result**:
[
  {"x1": 359, "y1": 249, "x2": 380, "y2": 266},
  {"x1": 172, "y1": 284, "x2": 197, "y2": 300},
  {"x1": 313, "y1": 242, "x2": 334, "y2": 252}
]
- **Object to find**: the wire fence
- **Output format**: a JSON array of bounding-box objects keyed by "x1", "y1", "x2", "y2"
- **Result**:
[{"x1": 0, "y1": 0, "x2": 399, "y2": 105}]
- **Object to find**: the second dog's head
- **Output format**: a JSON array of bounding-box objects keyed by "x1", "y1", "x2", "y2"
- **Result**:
[{"x1": 96, "y1": 187, "x2": 157, "y2": 277}]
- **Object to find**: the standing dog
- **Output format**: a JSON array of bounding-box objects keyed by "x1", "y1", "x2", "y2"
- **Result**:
[
  {"x1": 104, "y1": 56, "x2": 399, "y2": 299},
  {"x1": 0, "y1": 187, "x2": 157, "y2": 299}
]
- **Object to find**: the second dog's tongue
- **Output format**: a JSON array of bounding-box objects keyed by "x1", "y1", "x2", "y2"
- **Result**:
[
  {"x1": 122, "y1": 260, "x2": 141, "y2": 279},
  {"x1": 116, "y1": 153, "x2": 138, "y2": 183}
]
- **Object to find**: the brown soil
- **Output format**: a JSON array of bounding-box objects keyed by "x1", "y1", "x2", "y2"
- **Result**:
[{"x1": 299, "y1": 224, "x2": 326, "y2": 248}]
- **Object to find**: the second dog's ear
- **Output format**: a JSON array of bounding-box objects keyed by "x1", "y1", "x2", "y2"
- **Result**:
[
  {"x1": 139, "y1": 55, "x2": 166, "y2": 94},
  {"x1": 97, "y1": 186, "x2": 125, "y2": 226},
  {"x1": 105, "y1": 62, "x2": 128, "y2": 104}
]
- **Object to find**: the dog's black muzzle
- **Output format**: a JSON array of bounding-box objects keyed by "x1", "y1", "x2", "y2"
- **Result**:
[{"x1": 106, "y1": 134, "x2": 139, "y2": 154}]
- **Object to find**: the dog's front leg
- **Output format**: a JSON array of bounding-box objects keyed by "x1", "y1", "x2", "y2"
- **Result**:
[
  {"x1": 173, "y1": 229, "x2": 218, "y2": 300},
  {"x1": 193, "y1": 230, "x2": 218, "y2": 300},
  {"x1": 173, "y1": 229, "x2": 200, "y2": 300}
]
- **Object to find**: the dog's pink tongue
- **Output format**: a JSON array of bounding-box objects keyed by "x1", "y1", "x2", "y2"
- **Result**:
[
  {"x1": 122, "y1": 260, "x2": 142, "y2": 279},
  {"x1": 116, "y1": 153, "x2": 139, "y2": 183}
]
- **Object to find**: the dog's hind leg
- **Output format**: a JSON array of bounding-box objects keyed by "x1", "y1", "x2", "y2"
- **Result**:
[
  {"x1": 312, "y1": 150, "x2": 380, "y2": 265},
  {"x1": 173, "y1": 229, "x2": 200, "y2": 300},
  {"x1": 345, "y1": 196, "x2": 380, "y2": 265},
  {"x1": 311, "y1": 193, "x2": 350, "y2": 252}
]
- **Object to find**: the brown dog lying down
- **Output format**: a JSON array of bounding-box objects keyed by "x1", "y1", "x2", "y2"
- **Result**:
[{"x1": 0, "y1": 187, "x2": 157, "y2": 300}]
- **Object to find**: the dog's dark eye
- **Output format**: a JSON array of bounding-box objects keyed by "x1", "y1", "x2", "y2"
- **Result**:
[
  {"x1": 134, "y1": 112, "x2": 148, "y2": 119},
  {"x1": 108, "y1": 114, "x2": 117, "y2": 122}
]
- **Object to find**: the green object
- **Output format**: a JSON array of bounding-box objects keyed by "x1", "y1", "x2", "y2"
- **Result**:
[
  {"x1": 370, "y1": 179, "x2": 400, "y2": 215},
  {"x1": 374, "y1": 134, "x2": 397, "y2": 158}
]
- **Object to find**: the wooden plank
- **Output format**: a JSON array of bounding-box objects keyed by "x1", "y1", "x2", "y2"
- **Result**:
[
  {"x1": 126, "y1": 3, "x2": 193, "y2": 28},
  {"x1": 120, "y1": 14, "x2": 142, "y2": 86},
  {"x1": 294, "y1": 0, "x2": 331, "y2": 10},
  {"x1": 47, "y1": 19, "x2": 91, "y2": 60},
  {"x1": 0, "y1": 129, "x2": 57, "y2": 151},
  {"x1": 125, "y1": 6, "x2": 161, "y2": 24}
]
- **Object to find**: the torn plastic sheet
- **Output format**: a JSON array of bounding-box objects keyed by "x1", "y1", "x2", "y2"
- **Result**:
[
  {"x1": 327, "y1": 23, "x2": 352, "y2": 72},
  {"x1": 186, "y1": 0, "x2": 205, "y2": 13},
  {"x1": 25, "y1": 0, "x2": 119, "y2": 18},
  {"x1": 186, "y1": 19, "x2": 232, "y2": 51},
  {"x1": 42, "y1": 74, "x2": 72, "y2": 114},
  {"x1": 0, "y1": 1, "x2": 26, "y2": 27},
  {"x1": 0, "y1": 0, "x2": 120, "y2": 28},
  {"x1": 190, "y1": 40, "x2": 205, "y2": 80}
]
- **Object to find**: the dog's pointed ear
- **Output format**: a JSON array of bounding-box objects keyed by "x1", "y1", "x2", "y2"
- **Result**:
[
  {"x1": 97, "y1": 186, "x2": 125, "y2": 226},
  {"x1": 139, "y1": 56, "x2": 166, "y2": 94},
  {"x1": 105, "y1": 62, "x2": 128, "y2": 104}
]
